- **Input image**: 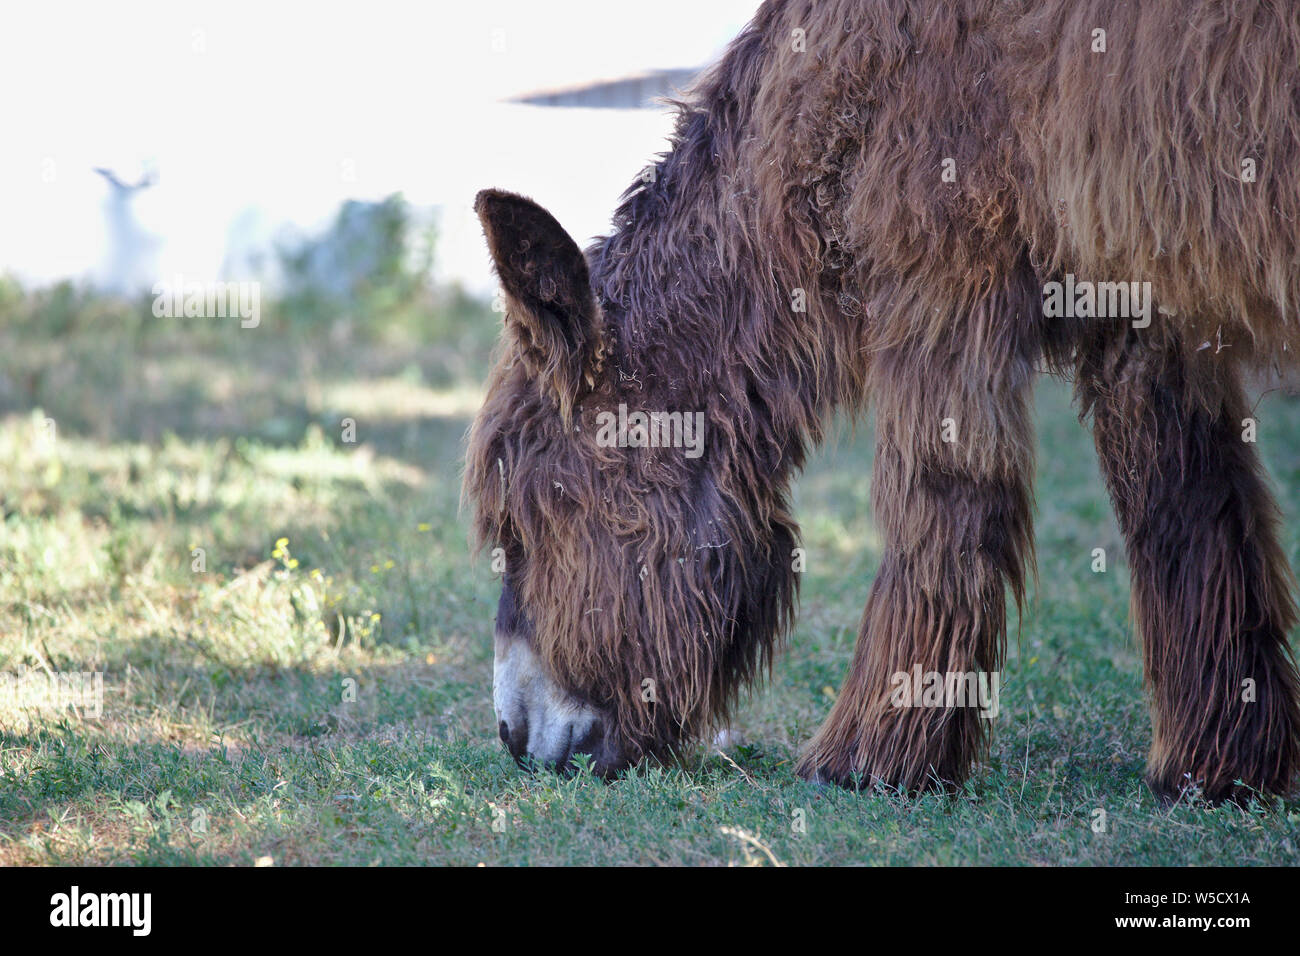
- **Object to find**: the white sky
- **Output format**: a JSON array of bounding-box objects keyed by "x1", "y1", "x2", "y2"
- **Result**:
[{"x1": 0, "y1": 0, "x2": 761, "y2": 293}]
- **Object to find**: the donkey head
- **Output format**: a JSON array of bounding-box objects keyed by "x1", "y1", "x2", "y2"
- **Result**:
[{"x1": 464, "y1": 189, "x2": 797, "y2": 777}]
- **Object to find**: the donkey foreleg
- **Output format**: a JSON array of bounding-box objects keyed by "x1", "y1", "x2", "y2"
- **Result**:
[{"x1": 797, "y1": 293, "x2": 1039, "y2": 792}]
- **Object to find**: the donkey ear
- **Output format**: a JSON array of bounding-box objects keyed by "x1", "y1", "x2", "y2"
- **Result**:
[{"x1": 474, "y1": 189, "x2": 603, "y2": 419}]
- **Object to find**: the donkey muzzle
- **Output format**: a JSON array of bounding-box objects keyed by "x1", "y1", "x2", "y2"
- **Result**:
[{"x1": 492, "y1": 636, "x2": 625, "y2": 776}]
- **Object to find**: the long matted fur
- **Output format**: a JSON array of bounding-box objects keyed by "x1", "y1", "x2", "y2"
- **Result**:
[{"x1": 465, "y1": 0, "x2": 1300, "y2": 801}]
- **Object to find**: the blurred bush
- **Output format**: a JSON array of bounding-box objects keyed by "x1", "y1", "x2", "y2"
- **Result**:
[
  {"x1": 0, "y1": 194, "x2": 501, "y2": 389},
  {"x1": 270, "y1": 193, "x2": 500, "y2": 382}
]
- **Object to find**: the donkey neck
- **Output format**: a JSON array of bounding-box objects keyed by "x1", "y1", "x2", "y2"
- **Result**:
[{"x1": 586, "y1": 114, "x2": 849, "y2": 477}]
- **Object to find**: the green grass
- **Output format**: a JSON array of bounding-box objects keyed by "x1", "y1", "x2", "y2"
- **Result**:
[{"x1": 2, "y1": 280, "x2": 1300, "y2": 865}]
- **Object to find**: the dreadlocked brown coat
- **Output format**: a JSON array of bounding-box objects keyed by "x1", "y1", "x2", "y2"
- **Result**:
[{"x1": 466, "y1": 0, "x2": 1300, "y2": 802}]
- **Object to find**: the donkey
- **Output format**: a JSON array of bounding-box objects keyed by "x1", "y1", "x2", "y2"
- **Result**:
[{"x1": 465, "y1": 0, "x2": 1300, "y2": 802}]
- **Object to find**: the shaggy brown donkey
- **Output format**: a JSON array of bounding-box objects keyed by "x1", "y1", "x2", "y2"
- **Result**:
[{"x1": 465, "y1": 0, "x2": 1300, "y2": 802}]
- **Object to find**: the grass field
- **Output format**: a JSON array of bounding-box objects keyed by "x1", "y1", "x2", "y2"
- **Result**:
[{"x1": 2, "y1": 275, "x2": 1300, "y2": 866}]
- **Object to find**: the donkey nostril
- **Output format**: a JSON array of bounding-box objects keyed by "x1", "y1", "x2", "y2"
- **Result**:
[
  {"x1": 572, "y1": 719, "x2": 604, "y2": 756},
  {"x1": 499, "y1": 713, "x2": 529, "y2": 762}
]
